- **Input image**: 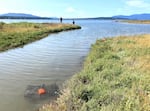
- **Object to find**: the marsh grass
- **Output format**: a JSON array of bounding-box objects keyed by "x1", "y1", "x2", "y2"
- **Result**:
[
  {"x1": 0, "y1": 22, "x2": 81, "y2": 52},
  {"x1": 119, "y1": 20, "x2": 150, "y2": 24},
  {"x1": 40, "y1": 34, "x2": 150, "y2": 111}
]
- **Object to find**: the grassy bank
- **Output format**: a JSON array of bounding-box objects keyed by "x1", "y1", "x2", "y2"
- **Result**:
[
  {"x1": 0, "y1": 22, "x2": 81, "y2": 52},
  {"x1": 40, "y1": 34, "x2": 150, "y2": 111},
  {"x1": 118, "y1": 20, "x2": 150, "y2": 24}
]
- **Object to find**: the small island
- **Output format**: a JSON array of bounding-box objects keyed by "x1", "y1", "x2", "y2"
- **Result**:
[
  {"x1": 118, "y1": 20, "x2": 150, "y2": 24},
  {"x1": 0, "y1": 22, "x2": 81, "y2": 52}
]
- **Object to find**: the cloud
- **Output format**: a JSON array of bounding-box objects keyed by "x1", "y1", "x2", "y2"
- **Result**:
[
  {"x1": 65, "y1": 6, "x2": 87, "y2": 18},
  {"x1": 66, "y1": 7, "x2": 76, "y2": 13},
  {"x1": 125, "y1": 0, "x2": 150, "y2": 8}
]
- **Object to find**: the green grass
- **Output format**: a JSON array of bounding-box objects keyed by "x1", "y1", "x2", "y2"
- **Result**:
[
  {"x1": 40, "y1": 34, "x2": 150, "y2": 111},
  {"x1": 0, "y1": 22, "x2": 81, "y2": 52}
]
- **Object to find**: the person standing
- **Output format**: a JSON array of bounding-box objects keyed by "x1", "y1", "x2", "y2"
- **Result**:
[
  {"x1": 60, "y1": 17, "x2": 63, "y2": 23},
  {"x1": 72, "y1": 20, "x2": 75, "y2": 24}
]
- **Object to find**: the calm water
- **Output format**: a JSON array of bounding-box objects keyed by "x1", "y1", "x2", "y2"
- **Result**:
[{"x1": 0, "y1": 19, "x2": 150, "y2": 111}]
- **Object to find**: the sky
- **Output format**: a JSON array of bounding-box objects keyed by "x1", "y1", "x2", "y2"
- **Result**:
[{"x1": 0, "y1": 0, "x2": 150, "y2": 18}]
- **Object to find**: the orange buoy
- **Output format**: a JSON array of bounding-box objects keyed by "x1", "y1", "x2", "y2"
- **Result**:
[{"x1": 38, "y1": 88, "x2": 46, "y2": 95}]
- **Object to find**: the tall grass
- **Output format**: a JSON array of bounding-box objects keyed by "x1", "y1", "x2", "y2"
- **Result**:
[
  {"x1": 0, "y1": 22, "x2": 81, "y2": 52},
  {"x1": 119, "y1": 20, "x2": 150, "y2": 24},
  {"x1": 40, "y1": 34, "x2": 150, "y2": 111}
]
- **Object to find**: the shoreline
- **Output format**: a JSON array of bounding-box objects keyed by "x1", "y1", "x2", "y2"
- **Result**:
[
  {"x1": 40, "y1": 34, "x2": 150, "y2": 111},
  {"x1": 0, "y1": 22, "x2": 81, "y2": 52},
  {"x1": 117, "y1": 20, "x2": 150, "y2": 24}
]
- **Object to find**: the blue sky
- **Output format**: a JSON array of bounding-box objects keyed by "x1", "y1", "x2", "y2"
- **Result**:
[{"x1": 0, "y1": 0, "x2": 150, "y2": 18}]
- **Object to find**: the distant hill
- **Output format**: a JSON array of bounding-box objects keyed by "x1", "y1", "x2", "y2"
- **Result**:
[
  {"x1": 0, "y1": 13, "x2": 54, "y2": 19},
  {"x1": 0, "y1": 13, "x2": 40, "y2": 17},
  {"x1": 112, "y1": 13, "x2": 150, "y2": 20}
]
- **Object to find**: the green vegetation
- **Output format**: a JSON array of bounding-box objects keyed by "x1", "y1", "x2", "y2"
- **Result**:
[
  {"x1": 40, "y1": 34, "x2": 150, "y2": 111},
  {"x1": 0, "y1": 22, "x2": 81, "y2": 52},
  {"x1": 118, "y1": 20, "x2": 150, "y2": 24}
]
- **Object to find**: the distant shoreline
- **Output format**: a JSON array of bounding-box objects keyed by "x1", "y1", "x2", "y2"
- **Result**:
[{"x1": 0, "y1": 17, "x2": 114, "y2": 20}]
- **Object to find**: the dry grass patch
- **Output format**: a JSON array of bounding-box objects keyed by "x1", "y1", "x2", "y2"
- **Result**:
[{"x1": 120, "y1": 20, "x2": 150, "y2": 24}]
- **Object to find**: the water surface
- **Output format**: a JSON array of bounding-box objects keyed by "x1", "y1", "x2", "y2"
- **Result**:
[{"x1": 0, "y1": 19, "x2": 150, "y2": 111}]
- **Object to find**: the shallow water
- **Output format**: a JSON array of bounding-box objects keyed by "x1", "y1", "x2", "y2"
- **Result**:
[{"x1": 0, "y1": 19, "x2": 150, "y2": 111}]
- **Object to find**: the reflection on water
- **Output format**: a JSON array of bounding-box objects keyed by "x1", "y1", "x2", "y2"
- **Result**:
[{"x1": 0, "y1": 19, "x2": 150, "y2": 111}]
